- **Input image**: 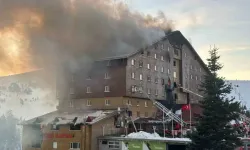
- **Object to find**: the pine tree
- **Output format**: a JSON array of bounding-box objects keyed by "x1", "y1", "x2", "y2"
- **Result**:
[{"x1": 188, "y1": 48, "x2": 242, "y2": 150}]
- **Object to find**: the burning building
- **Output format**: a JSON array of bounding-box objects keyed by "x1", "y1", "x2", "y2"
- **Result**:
[{"x1": 21, "y1": 30, "x2": 209, "y2": 150}]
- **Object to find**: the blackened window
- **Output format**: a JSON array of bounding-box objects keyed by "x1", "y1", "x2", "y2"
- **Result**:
[
  {"x1": 161, "y1": 79, "x2": 165, "y2": 85},
  {"x1": 155, "y1": 78, "x2": 158, "y2": 84},
  {"x1": 173, "y1": 61, "x2": 176, "y2": 66},
  {"x1": 139, "y1": 61, "x2": 143, "y2": 67},
  {"x1": 147, "y1": 51, "x2": 150, "y2": 57},
  {"x1": 147, "y1": 76, "x2": 151, "y2": 82},
  {"x1": 70, "y1": 124, "x2": 81, "y2": 130}
]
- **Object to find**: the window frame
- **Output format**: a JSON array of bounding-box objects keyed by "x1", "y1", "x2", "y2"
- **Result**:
[
  {"x1": 53, "y1": 142, "x2": 57, "y2": 149},
  {"x1": 108, "y1": 141, "x2": 120, "y2": 149},
  {"x1": 70, "y1": 142, "x2": 81, "y2": 149},
  {"x1": 86, "y1": 87, "x2": 91, "y2": 93},
  {"x1": 105, "y1": 99, "x2": 110, "y2": 106},
  {"x1": 131, "y1": 59, "x2": 135, "y2": 66},
  {"x1": 104, "y1": 86, "x2": 110, "y2": 92},
  {"x1": 87, "y1": 100, "x2": 91, "y2": 106}
]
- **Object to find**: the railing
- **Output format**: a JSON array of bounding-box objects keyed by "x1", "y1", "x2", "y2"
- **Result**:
[{"x1": 139, "y1": 88, "x2": 187, "y2": 126}]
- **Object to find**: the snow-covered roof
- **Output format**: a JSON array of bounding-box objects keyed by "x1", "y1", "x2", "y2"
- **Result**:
[
  {"x1": 98, "y1": 131, "x2": 191, "y2": 144},
  {"x1": 127, "y1": 131, "x2": 191, "y2": 142},
  {"x1": 23, "y1": 109, "x2": 119, "y2": 125}
]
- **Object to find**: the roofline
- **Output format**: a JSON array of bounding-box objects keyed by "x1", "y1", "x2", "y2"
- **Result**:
[
  {"x1": 171, "y1": 31, "x2": 210, "y2": 74},
  {"x1": 21, "y1": 109, "x2": 126, "y2": 126},
  {"x1": 0, "y1": 68, "x2": 44, "y2": 78},
  {"x1": 95, "y1": 31, "x2": 210, "y2": 74}
]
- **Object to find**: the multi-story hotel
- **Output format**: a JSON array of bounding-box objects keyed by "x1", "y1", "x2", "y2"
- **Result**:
[{"x1": 20, "y1": 30, "x2": 209, "y2": 150}]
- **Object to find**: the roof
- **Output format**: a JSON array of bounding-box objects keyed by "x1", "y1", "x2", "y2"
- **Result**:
[
  {"x1": 96, "y1": 31, "x2": 210, "y2": 73},
  {"x1": 22, "y1": 109, "x2": 122, "y2": 125},
  {"x1": 98, "y1": 131, "x2": 191, "y2": 144}
]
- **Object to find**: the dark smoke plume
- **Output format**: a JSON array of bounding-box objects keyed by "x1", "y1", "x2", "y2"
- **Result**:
[{"x1": 0, "y1": 0, "x2": 174, "y2": 74}]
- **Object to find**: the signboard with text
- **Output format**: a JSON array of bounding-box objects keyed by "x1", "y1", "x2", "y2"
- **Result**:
[
  {"x1": 43, "y1": 133, "x2": 74, "y2": 140},
  {"x1": 127, "y1": 141, "x2": 143, "y2": 150}
]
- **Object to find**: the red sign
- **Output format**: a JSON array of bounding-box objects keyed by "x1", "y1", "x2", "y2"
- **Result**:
[{"x1": 43, "y1": 133, "x2": 74, "y2": 140}]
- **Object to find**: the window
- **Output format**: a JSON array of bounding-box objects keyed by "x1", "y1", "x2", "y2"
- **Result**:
[
  {"x1": 168, "y1": 46, "x2": 170, "y2": 51},
  {"x1": 155, "y1": 89, "x2": 158, "y2": 96},
  {"x1": 196, "y1": 76, "x2": 198, "y2": 80},
  {"x1": 104, "y1": 73, "x2": 110, "y2": 79},
  {"x1": 154, "y1": 66, "x2": 157, "y2": 71},
  {"x1": 131, "y1": 85, "x2": 137, "y2": 93},
  {"x1": 174, "y1": 49, "x2": 179, "y2": 56},
  {"x1": 147, "y1": 88, "x2": 151, "y2": 95},
  {"x1": 161, "y1": 44, "x2": 164, "y2": 49},
  {"x1": 145, "y1": 112, "x2": 148, "y2": 117},
  {"x1": 132, "y1": 72, "x2": 135, "y2": 79},
  {"x1": 174, "y1": 72, "x2": 177, "y2": 78},
  {"x1": 107, "y1": 60, "x2": 111, "y2": 66},
  {"x1": 108, "y1": 141, "x2": 120, "y2": 149},
  {"x1": 70, "y1": 143, "x2": 80, "y2": 149},
  {"x1": 139, "y1": 87, "x2": 143, "y2": 93},
  {"x1": 139, "y1": 61, "x2": 143, "y2": 67},
  {"x1": 147, "y1": 76, "x2": 151, "y2": 82},
  {"x1": 105, "y1": 99, "x2": 110, "y2": 105},
  {"x1": 200, "y1": 68, "x2": 202, "y2": 72},
  {"x1": 155, "y1": 78, "x2": 158, "y2": 84},
  {"x1": 145, "y1": 101, "x2": 148, "y2": 107},
  {"x1": 147, "y1": 51, "x2": 150, "y2": 57},
  {"x1": 184, "y1": 53, "x2": 187, "y2": 57},
  {"x1": 154, "y1": 54, "x2": 157, "y2": 59},
  {"x1": 137, "y1": 101, "x2": 140, "y2": 107},
  {"x1": 161, "y1": 67, "x2": 164, "y2": 73},
  {"x1": 69, "y1": 101, "x2": 73, "y2": 108},
  {"x1": 51, "y1": 124, "x2": 59, "y2": 130},
  {"x1": 86, "y1": 87, "x2": 91, "y2": 93},
  {"x1": 161, "y1": 56, "x2": 164, "y2": 61},
  {"x1": 127, "y1": 100, "x2": 132, "y2": 105},
  {"x1": 167, "y1": 69, "x2": 170, "y2": 74},
  {"x1": 139, "y1": 74, "x2": 143, "y2": 80},
  {"x1": 161, "y1": 79, "x2": 165, "y2": 85},
  {"x1": 131, "y1": 59, "x2": 135, "y2": 65},
  {"x1": 137, "y1": 111, "x2": 140, "y2": 117},
  {"x1": 70, "y1": 124, "x2": 81, "y2": 130},
  {"x1": 53, "y1": 142, "x2": 57, "y2": 149},
  {"x1": 104, "y1": 86, "x2": 110, "y2": 92},
  {"x1": 147, "y1": 64, "x2": 150, "y2": 69},
  {"x1": 190, "y1": 75, "x2": 193, "y2": 79},
  {"x1": 190, "y1": 65, "x2": 193, "y2": 70},
  {"x1": 87, "y1": 100, "x2": 91, "y2": 106},
  {"x1": 173, "y1": 61, "x2": 176, "y2": 66},
  {"x1": 70, "y1": 87, "x2": 75, "y2": 94},
  {"x1": 86, "y1": 75, "x2": 91, "y2": 80}
]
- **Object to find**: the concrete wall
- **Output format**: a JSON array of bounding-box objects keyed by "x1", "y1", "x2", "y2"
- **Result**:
[{"x1": 60, "y1": 97, "x2": 157, "y2": 120}]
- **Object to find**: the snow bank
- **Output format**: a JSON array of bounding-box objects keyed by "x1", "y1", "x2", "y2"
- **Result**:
[{"x1": 127, "y1": 131, "x2": 191, "y2": 142}]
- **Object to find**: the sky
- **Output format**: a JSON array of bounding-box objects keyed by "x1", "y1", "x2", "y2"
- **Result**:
[{"x1": 128, "y1": 0, "x2": 250, "y2": 80}]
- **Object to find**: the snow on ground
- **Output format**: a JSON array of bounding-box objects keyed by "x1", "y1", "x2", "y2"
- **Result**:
[{"x1": 127, "y1": 131, "x2": 191, "y2": 142}]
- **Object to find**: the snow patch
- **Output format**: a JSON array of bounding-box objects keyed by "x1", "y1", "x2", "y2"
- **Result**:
[{"x1": 126, "y1": 131, "x2": 191, "y2": 142}]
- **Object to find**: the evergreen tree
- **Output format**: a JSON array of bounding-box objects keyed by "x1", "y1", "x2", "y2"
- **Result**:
[{"x1": 188, "y1": 48, "x2": 242, "y2": 150}]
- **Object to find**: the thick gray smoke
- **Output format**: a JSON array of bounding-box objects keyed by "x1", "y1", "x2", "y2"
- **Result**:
[{"x1": 0, "y1": 0, "x2": 173, "y2": 73}]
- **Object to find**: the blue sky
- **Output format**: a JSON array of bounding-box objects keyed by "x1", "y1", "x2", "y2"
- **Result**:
[{"x1": 128, "y1": 0, "x2": 250, "y2": 80}]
